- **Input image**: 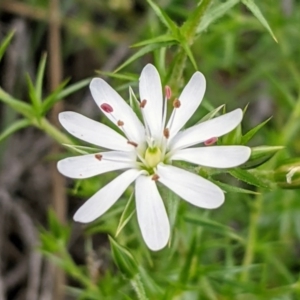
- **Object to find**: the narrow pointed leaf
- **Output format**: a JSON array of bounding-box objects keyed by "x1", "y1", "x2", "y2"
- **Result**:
[
  {"x1": 0, "y1": 119, "x2": 31, "y2": 142},
  {"x1": 241, "y1": 146, "x2": 284, "y2": 169},
  {"x1": 197, "y1": 0, "x2": 240, "y2": 34},
  {"x1": 181, "y1": 41, "x2": 197, "y2": 70},
  {"x1": 146, "y1": 0, "x2": 179, "y2": 35},
  {"x1": 57, "y1": 78, "x2": 90, "y2": 99},
  {"x1": 114, "y1": 43, "x2": 174, "y2": 73},
  {"x1": 0, "y1": 88, "x2": 33, "y2": 119},
  {"x1": 42, "y1": 79, "x2": 70, "y2": 114},
  {"x1": 199, "y1": 105, "x2": 225, "y2": 122},
  {"x1": 0, "y1": 31, "x2": 14, "y2": 61},
  {"x1": 116, "y1": 192, "x2": 135, "y2": 237},
  {"x1": 181, "y1": 0, "x2": 211, "y2": 39},
  {"x1": 241, "y1": 0, "x2": 278, "y2": 42},
  {"x1": 26, "y1": 74, "x2": 40, "y2": 112},
  {"x1": 132, "y1": 34, "x2": 178, "y2": 48},
  {"x1": 36, "y1": 53, "x2": 47, "y2": 101},
  {"x1": 96, "y1": 71, "x2": 138, "y2": 82},
  {"x1": 229, "y1": 168, "x2": 271, "y2": 189},
  {"x1": 62, "y1": 144, "x2": 100, "y2": 155},
  {"x1": 241, "y1": 117, "x2": 272, "y2": 145},
  {"x1": 211, "y1": 180, "x2": 259, "y2": 195},
  {"x1": 185, "y1": 215, "x2": 244, "y2": 242},
  {"x1": 129, "y1": 87, "x2": 143, "y2": 121}
]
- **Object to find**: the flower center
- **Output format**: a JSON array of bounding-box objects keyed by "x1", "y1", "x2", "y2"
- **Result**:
[{"x1": 144, "y1": 147, "x2": 162, "y2": 168}]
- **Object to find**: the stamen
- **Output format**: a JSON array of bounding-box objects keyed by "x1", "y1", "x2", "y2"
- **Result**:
[
  {"x1": 140, "y1": 99, "x2": 147, "y2": 108},
  {"x1": 173, "y1": 98, "x2": 181, "y2": 108},
  {"x1": 163, "y1": 128, "x2": 170, "y2": 139},
  {"x1": 100, "y1": 103, "x2": 113, "y2": 113},
  {"x1": 204, "y1": 137, "x2": 218, "y2": 146},
  {"x1": 95, "y1": 154, "x2": 103, "y2": 161},
  {"x1": 127, "y1": 140, "x2": 138, "y2": 147},
  {"x1": 117, "y1": 120, "x2": 124, "y2": 126},
  {"x1": 152, "y1": 174, "x2": 160, "y2": 181},
  {"x1": 165, "y1": 85, "x2": 172, "y2": 100}
]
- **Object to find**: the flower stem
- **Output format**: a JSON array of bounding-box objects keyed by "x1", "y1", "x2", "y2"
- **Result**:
[
  {"x1": 130, "y1": 274, "x2": 148, "y2": 300},
  {"x1": 240, "y1": 195, "x2": 262, "y2": 282},
  {"x1": 36, "y1": 117, "x2": 73, "y2": 145}
]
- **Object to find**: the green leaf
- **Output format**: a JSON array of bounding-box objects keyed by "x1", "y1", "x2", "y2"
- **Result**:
[
  {"x1": 197, "y1": 0, "x2": 240, "y2": 34},
  {"x1": 180, "y1": 40, "x2": 197, "y2": 70},
  {"x1": 42, "y1": 78, "x2": 90, "y2": 114},
  {"x1": 42, "y1": 79, "x2": 70, "y2": 114},
  {"x1": 241, "y1": 0, "x2": 278, "y2": 42},
  {"x1": 241, "y1": 146, "x2": 284, "y2": 169},
  {"x1": 185, "y1": 215, "x2": 244, "y2": 243},
  {"x1": 62, "y1": 144, "x2": 100, "y2": 155},
  {"x1": 146, "y1": 0, "x2": 179, "y2": 35},
  {"x1": 266, "y1": 73, "x2": 295, "y2": 109},
  {"x1": 36, "y1": 53, "x2": 47, "y2": 102},
  {"x1": 132, "y1": 34, "x2": 178, "y2": 48},
  {"x1": 0, "y1": 88, "x2": 34, "y2": 119},
  {"x1": 229, "y1": 168, "x2": 271, "y2": 189},
  {"x1": 198, "y1": 105, "x2": 225, "y2": 122},
  {"x1": 114, "y1": 43, "x2": 174, "y2": 73},
  {"x1": 241, "y1": 117, "x2": 272, "y2": 145},
  {"x1": 0, "y1": 119, "x2": 31, "y2": 142},
  {"x1": 211, "y1": 180, "x2": 259, "y2": 195},
  {"x1": 57, "y1": 78, "x2": 90, "y2": 99},
  {"x1": 181, "y1": 0, "x2": 212, "y2": 40},
  {"x1": 96, "y1": 71, "x2": 138, "y2": 82},
  {"x1": 179, "y1": 234, "x2": 197, "y2": 284},
  {"x1": 109, "y1": 236, "x2": 138, "y2": 278},
  {"x1": 116, "y1": 192, "x2": 135, "y2": 237},
  {"x1": 0, "y1": 31, "x2": 14, "y2": 62},
  {"x1": 222, "y1": 123, "x2": 242, "y2": 145},
  {"x1": 26, "y1": 73, "x2": 40, "y2": 112},
  {"x1": 129, "y1": 87, "x2": 143, "y2": 121}
]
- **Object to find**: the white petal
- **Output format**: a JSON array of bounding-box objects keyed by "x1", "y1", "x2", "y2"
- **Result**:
[
  {"x1": 171, "y1": 146, "x2": 251, "y2": 168},
  {"x1": 90, "y1": 78, "x2": 145, "y2": 145},
  {"x1": 57, "y1": 151, "x2": 136, "y2": 179},
  {"x1": 74, "y1": 169, "x2": 143, "y2": 223},
  {"x1": 139, "y1": 64, "x2": 163, "y2": 141},
  {"x1": 157, "y1": 164, "x2": 224, "y2": 209},
  {"x1": 170, "y1": 109, "x2": 243, "y2": 150},
  {"x1": 59, "y1": 112, "x2": 133, "y2": 151},
  {"x1": 167, "y1": 72, "x2": 206, "y2": 139},
  {"x1": 135, "y1": 175, "x2": 170, "y2": 251}
]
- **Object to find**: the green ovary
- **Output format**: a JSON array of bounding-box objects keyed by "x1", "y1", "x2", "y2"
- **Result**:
[{"x1": 144, "y1": 147, "x2": 162, "y2": 168}]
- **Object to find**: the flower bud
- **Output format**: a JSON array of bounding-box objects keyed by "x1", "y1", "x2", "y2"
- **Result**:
[
  {"x1": 274, "y1": 158, "x2": 300, "y2": 189},
  {"x1": 109, "y1": 236, "x2": 138, "y2": 278},
  {"x1": 241, "y1": 146, "x2": 284, "y2": 169}
]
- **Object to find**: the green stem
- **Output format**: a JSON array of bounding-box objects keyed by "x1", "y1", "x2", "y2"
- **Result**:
[
  {"x1": 36, "y1": 117, "x2": 73, "y2": 145},
  {"x1": 170, "y1": 0, "x2": 213, "y2": 89},
  {"x1": 240, "y1": 195, "x2": 263, "y2": 282},
  {"x1": 130, "y1": 274, "x2": 148, "y2": 300}
]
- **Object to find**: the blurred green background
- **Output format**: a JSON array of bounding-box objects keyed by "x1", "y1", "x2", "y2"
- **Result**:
[{"x1": 0, "y1": 0, "x2": 300, "y2": 299}]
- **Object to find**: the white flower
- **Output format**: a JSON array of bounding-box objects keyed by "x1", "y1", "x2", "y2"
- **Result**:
[{"x1": 57, "y1": 64, "x2": 251, "y2": 251}]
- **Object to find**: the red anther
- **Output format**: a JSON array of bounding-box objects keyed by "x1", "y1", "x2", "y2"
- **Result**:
[
  {"x1": 117, "y1": 120, "x2": 124, "y2": 126},
  {"x1": 163, "y1": 128, "x2": 170, "y2": 139},
  {"x1": 95, "y1": 154, "x2": 103, "y2": 161},
  {"x1": 100, "y1": 103, "x2": 113, "y2": 113},
  {"x1": 140, "y1": 99, "x2": 147, "y2": 108},
  {"x1": 152, "y1": 174, "x2": 160, "y2": 181},
  {"x1": 173, "y1": 99, "x2": 181, "y2": 108},
  {"x1": 165, "y1": 85, "x2": 172, "y2": 99},
  {"x1": 204, "y1": 137, "x2": 218, "y2": 146},
  {"x1": 127, "y1": 140, "x2": 138, "y2": 147}
]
